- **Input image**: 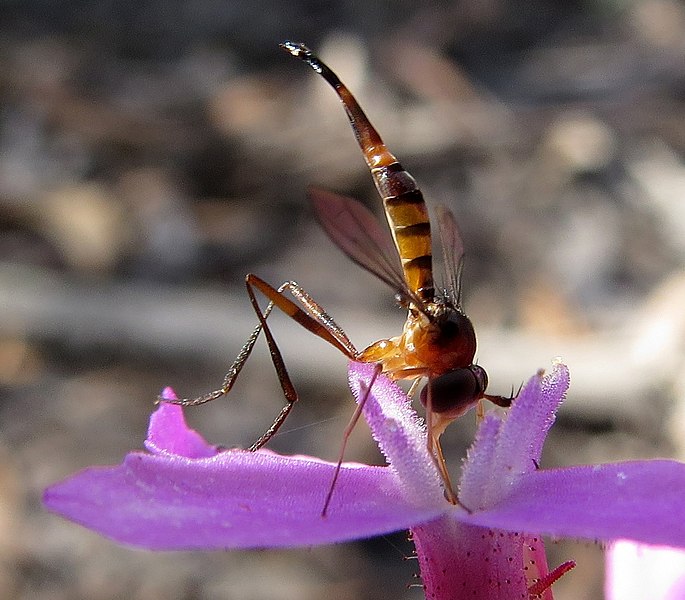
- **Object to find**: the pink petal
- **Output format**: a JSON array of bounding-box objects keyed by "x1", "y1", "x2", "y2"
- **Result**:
[
  {"x1": 460, "y1": 362, "x2": 569, "y2": 509},
  {"x1": 492, "y1": 361, "x2": 568, "y2": 477},
  {"x1": 463, "y1": 460, "x2": 685, "y2": 549},
  {"x1": 44, "y1": 388, "x2": 446, "y2": 550},
  {"x1": 348, "y1": 362, "x2": 444, "y2": 507},
  {"x1": 145, "y1": 392, "x2": 219, "y2": 458},
  {"x1": 412, "y1": 515, "x2": 530, "y2": 599}
]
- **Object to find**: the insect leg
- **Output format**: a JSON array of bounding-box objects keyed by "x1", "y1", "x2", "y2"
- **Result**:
[
  {"x1": 162, "y1": 274, "x2": 358, "y2": 451},
  {"x1": 276, "y1": 280, "x2": 357, "y2": 357},
  {"x1": 407, "y1": 377, "x2": 423, "y2": 399},
  {"x1": 476, "y1": 399, "x2": 485, "y2": 422},
  {"x1": 160, "y1": 307, "x2": 273, "y2": 407},
  {"x1": 247, "y1": 275, "x2": 358, "y2": 358},
  {"x1": 424, "y1": 381, "x2": 458, "y2": 505},
  {"x1": 243, "y1": 274, "x2": 361, "y2": 451},
  {"x1": 483, "y1": 382, "x2": 521, "y2": 408},
  {"x1": 322, "y1": 362, "x2": 382, "y2": 517}
]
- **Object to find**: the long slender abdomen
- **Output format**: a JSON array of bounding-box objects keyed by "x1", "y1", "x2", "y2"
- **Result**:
[
  {"x1": 372, "y1": 162, "x2": 433, "y2": 299},
  {"x1": 333, "y1": 83, "x2": 434, "y2": 298},
  {"x1": 279, "y1": 43, "x2": 435, "y2": 299}
]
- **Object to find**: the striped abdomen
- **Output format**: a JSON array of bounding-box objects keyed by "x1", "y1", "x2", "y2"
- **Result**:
[
  {"x1": 346, "y1": 124, "x2": 435, "y2": 300},
  {"x1": 289, "y1": 47, "x2": 435, "y2": 300},
  {"x1": 371, "y1": 160, "x2": 433, "y2": 300}
]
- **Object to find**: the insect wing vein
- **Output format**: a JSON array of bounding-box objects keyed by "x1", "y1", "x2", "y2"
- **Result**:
[
  {"x1": 309, "y1": 186, "x2": 412, "y2": 297},
  {"x1": 436, "y1": 204, "x2": 465, "y2": 308}
]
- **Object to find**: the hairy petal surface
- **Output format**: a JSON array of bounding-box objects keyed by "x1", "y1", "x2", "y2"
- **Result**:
[
  {"x1": 419, "y1": 360, "x2": 685, "y2": 598},
  {"x1": 463, "y1": 460, "x2": 685, "y2": 549},
  {"x1": 45, "y1": 446, "x2": 442, "y2": 549},
  {"x1": 457, "y1": 361, "x2": 685, "y2": 551},
  {"x1": 44, "y1": 385, "x2": 446, "y2": 550},
  {"x1": 490, "y1": 362, "x2": 568, "y2": 486},
  {"x1": 348, "y1": 362, "x2": 444, "y2": 507},
  {"x1": 414, "y1": 364, "x2": 572, "y2": 599},
  {"x1": 460, "y1": 363, "x2": 569, "y2": 510}
]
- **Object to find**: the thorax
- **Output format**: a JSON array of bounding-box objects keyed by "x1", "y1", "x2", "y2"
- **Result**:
[{"x1": 357, "y1": 301, "x2": 477, "y2": 380}]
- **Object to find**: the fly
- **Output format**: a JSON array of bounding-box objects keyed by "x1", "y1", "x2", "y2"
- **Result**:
[{"x1": 165, "y1": 42, "x2": 513, "y2": 514}]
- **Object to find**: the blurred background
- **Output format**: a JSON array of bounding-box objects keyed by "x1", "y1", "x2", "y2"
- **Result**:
[{"x1": 1, "y1": 1, "x2": 685, "y2": 598}]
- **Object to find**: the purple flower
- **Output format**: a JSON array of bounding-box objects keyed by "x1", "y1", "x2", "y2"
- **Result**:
[{"x1": 45, "y1": 362, "x2": 685, "y2": 599}]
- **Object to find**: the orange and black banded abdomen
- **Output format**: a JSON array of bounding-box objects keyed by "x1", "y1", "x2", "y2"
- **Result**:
[
  {"x1": 335, "y1": 82, "x2": 435, "y2": 298},
  {"x1": 371, "y1": 162, "x2": 434, "y2": 299},
  {"x1": 328, "y1": 68, "x2": 434, "y2": 298},
  {"x1": 281, "y1": 42, "x2": 434, "y2": 299}
]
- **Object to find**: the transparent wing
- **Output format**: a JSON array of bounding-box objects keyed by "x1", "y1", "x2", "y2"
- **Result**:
[
  {"x1": 436, "y1": 205, "x2": 465, "y2": 307},
  {"x1": 308, "y1": 186, "x2": 413, "y2": 298}
]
